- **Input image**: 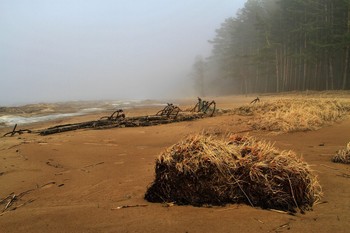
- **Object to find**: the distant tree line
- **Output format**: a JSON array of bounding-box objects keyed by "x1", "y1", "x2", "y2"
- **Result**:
[{"x1": 193, "y1": 0, "x2": 350, "y2": 95}]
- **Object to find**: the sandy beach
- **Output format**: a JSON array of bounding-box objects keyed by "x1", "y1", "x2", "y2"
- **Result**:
[{"x1": 1, "y1": 95, "x2": 350, "y2": 233}]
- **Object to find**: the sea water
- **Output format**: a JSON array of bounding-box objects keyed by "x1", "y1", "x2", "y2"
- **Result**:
[
  {"x1": 0, "y1": 101, "x2": 166, "y2": 128},
  {"x1": 0, "y1": 113, "x2": 81, "y2": 128}
]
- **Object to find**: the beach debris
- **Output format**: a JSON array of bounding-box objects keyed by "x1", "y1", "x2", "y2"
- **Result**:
[
  {"x1": 37, "y1": 116, "x2": 125, "y2": 135},
  {"x1": 81, "y1": 161, "x2": 104, "y2": 172},
  {"x1": 100, "y1": 109, "x2": 125, "y2": 121},
  {"x1": 0, "y1": 180, "x2": 67, "y2": 216},
  {"x1": 250, "y1": 97, "x2": 260, "y2": 104},
  {"x1": 111, "y1": 204, "x2": 148, "y2": 210},
  {"x1": 332, "y1": 142, "x2": 350, "y2": 164},
  {"x1": 145, "y1": 134, "x2": 322, "y2": 213},
  {"x1": 2, "y1": 124, "x2": 32, "y2": 137},
  {"x1": 156, "y1": 103, "x2": 181, "y2": 117},
  {"x1": 40, "y1": 181, "x2": 56, "y2": 189},
  {"x1": 2, "y1": 99, "x2": 217, "y2": 136},
  {"x1": 254, "y1": 218, "x2": 264, "y2": 224},
  {"x1": 36, "y1": 102, "x2": 208, "y2": 135},
  {"x1": 268, "y1": 209, "x2": 289, "y2": 215},
  {"x1": 3, "y1": 194, "x2": 16, "y2": 212},
  {"x1": 46, "y1": 160, "x2": 64, "y2": 168},
  {"x1": 320, "y1": 164, "x2": 340, "y2": 170},
  {"x1": 191, "y1": 97, "x2": 216, "y2": 116},
  {"x1": 162, "y1": 202, "x2": 175, "y2": 207},
  {"x1": 0, "y1": 198, "x2": 34, "y2": 216},
  {"x1": 269, "y1": 222, "x2": 291, "y2": 232},
  {"x1": 337, "y1": 172, "x2": 350, "y2": 178},
  {"x1": 36, "y1": 107, "x2": 195, "y2": 135},
  {"x1": 0, "y1": 188, "x2": 36, "y2": 215},
  {"x1": 82, "y1": 161, "x2": 105, "y2": 169}
]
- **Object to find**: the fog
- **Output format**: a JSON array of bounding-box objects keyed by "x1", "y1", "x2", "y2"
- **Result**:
[{"x1": 0, "y1": 0, "x2": 245, "y2": 106}]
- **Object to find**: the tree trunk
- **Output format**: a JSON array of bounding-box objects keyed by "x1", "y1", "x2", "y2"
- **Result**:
[
  {"x1": 343, "y1": 47, "x2": 349, "y2": 89},
  {"x1": 275, "y1": 49, "x2": 279, "y2": 92},
  {"x1": 342, "y1": 5, "x2": 350, "y2": 89},
  {"x1": 329, "y1": 57, "x2": 334, "y2": 90}
]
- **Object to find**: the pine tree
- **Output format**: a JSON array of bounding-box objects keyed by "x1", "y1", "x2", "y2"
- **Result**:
[{"x1": 205, "y1": 0, "x2": 350, "y2": 94}]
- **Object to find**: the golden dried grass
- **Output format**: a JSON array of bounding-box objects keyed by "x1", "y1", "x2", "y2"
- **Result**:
[
  {"x1": 145, "y1": 134, "x2": 322, "y2": 212},
  {"x1": 332, "y1": 142, "x2": 350, "y2": 164},
  {"x1": 236, "y1": 98, "x2": 350, "y2": 132}
]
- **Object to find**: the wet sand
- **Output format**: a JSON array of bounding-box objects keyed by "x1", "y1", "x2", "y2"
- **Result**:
[{"x1": 1, "y1": 96, "x2": 350, "y2": 233}]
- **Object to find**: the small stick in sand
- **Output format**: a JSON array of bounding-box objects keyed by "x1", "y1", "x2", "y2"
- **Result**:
[
  {"x1": 11, "y1": 124, "x2": 18, "y2": 136},
  {"x1": 83, "y1": 162, "x2": 105, "y2": 169},
  {"x1": 337, "y1": 173, "x2": 350, "y2": 178},
  {"x1": 0, "y1": 193, "x2": 14, "y2": 204},
  {"x1": 3, "y1": 194, "x2": 16, "y2": 212},
  {"x1": 40, "y1": 181, "x2": 56, "y2": 188},
  {"x1": 12, "y1": 199, "x2": 35, "y2": 210},
  {"x1": 111, "y1": 204, "x2": 148, "y2": 210},
  {"x1": 268, "y1": 209, "x2": 291, "y2": 215},
  {"x1": 250, "y1": 97, "x2": 260, "y2": 104},
  {"x1": 320, "y1": 164, "x2": 340, "y2": 170},
  {"x1": 17, "y1": 188, "x2": 37, "y2": 198},
  {"x1": 0, "y1": 199, "x2": 35, "y2": 216},
  {"x1": 254, "y1": 218, "x2": 264, "y2": 224}
]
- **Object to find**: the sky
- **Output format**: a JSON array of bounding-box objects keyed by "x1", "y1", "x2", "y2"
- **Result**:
[{"x1": 0, "y1": 0, "x2": 246, "y2": 105}]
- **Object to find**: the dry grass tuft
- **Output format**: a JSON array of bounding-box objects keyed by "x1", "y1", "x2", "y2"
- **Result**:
[
  {"x1": 332, "y1": 142, "x2": 350, "y2": 164},
  {"x1": 145, "y1": 134, "x2": 322, "y2": 212},
  {"x1": 235, "y1": 98, "x2": 350, "y2": 132}
]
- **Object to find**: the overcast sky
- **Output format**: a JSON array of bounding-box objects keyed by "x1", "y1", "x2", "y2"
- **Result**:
[{"x1": 0, "y1": 0, "x2": 246, "y2": 105}]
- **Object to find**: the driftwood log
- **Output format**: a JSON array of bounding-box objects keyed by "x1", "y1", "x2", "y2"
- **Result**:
[
  {"x1": 156, "y1": 103, "x2": 181, "y2": 117},
  {"x1": 191, "y1": 97, "x2": 216, "y2": 116},
  {"x1": 250, "y1": 97, "x2": 260, "y2": 104},
  {"x1": 3, "y1": 101, "x2": 215, "y2": 137},
  {"x1": 38, "y1": 112, "x2": 204, "y2": 136},
  {"x1": 2, "y1": 124, "x2": 32, "y2": 137}
]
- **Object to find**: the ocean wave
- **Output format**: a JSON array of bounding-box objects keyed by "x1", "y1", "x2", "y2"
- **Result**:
[
  {"x1": 0, "y1": 100, "x2": 166, "y2": 127},
  {"x1": 0, "y1": 113, "x2": 84, "y2": 127}
]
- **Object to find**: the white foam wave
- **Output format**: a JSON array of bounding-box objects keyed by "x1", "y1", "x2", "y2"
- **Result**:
[{"x1": 0, "y1": 113, "x2": 83, "y2": 127}]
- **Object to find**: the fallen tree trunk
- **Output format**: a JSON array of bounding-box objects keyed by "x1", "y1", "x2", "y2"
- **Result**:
[
  {"x1": 37, "y1": 112, "x2": 205, "y2": 136},
  {"x1": 3, "y1": 100, "x2": 214, "y2": 137}
]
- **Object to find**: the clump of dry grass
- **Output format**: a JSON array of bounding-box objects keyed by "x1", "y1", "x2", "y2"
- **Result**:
[
  {"x1": 145, "y1": 134, "x2": 322, "y2": 212},
  {"x1": 332, "y1": 142, "x2": 350, "y2": 164},
  {"x1": 235, "y1": 98, "x2": 350, "y2": 132}
]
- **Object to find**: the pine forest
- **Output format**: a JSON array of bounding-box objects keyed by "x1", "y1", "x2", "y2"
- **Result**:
[{"x1": 197, "y1": 0, "x2": 350, "y2": 95}]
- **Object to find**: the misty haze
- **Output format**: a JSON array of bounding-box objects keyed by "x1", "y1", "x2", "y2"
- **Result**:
[{"x1": 1, "y1": 1, "x2": 245, "y2": 106}]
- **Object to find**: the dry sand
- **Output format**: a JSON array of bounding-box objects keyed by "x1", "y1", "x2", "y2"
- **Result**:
[{"x1": 1, "y1": 95, "x2": 350, "y2": 233}]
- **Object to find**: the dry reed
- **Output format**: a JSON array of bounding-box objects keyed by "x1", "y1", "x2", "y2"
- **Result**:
[
  {"x1": 235, "y1": 98, "x2": 350, "y2": 132},
  {"x1": 332, "y1": 142, "x2": 350, "y2": 164},
  {"x1": 145, "y1": 134, "x2": 322, "y2": 212}
]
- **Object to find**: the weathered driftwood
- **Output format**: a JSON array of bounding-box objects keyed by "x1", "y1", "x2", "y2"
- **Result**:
[
  {"x1": 93, "y1": 113, "x2": 204, "y2": 130},
  {"x1": 156, "y1": 103, "x2": 181, "y2": 117},
  {"x1": 111, "y1": 204, "x2": 148, "y2": 210},
  {"x1": 38, "y1": 109, "x2": 126, "y2": 135},
  {"x1": 37, "y1": 111, "x2": 204, "y2": 136},
  {"x1": 250, "y1": 97, "x2": 260, "y2": 104},
  {"x1": 3, "y1": 101, "x2": 215, "y2": 136},
  {"x1": 191, "y1": 97, "x2": 216, "y2": 116},
  {"x1": 100, "y1": 109, "x2": 125, "y2": 120},
  {"x1": 38, "y1": 119, "x2": 118, "y2": 135},
  {"x1": 2, "y1": 124, "x2": 32, "y2": 137}
]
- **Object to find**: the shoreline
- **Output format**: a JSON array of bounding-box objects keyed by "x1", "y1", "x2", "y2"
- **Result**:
[
  {"x1": 1, "y1": 94, "x2": 350, "y2": 232},
  {"x1": 0, "y1": 95, "x2": 238, "y2": 131}
]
